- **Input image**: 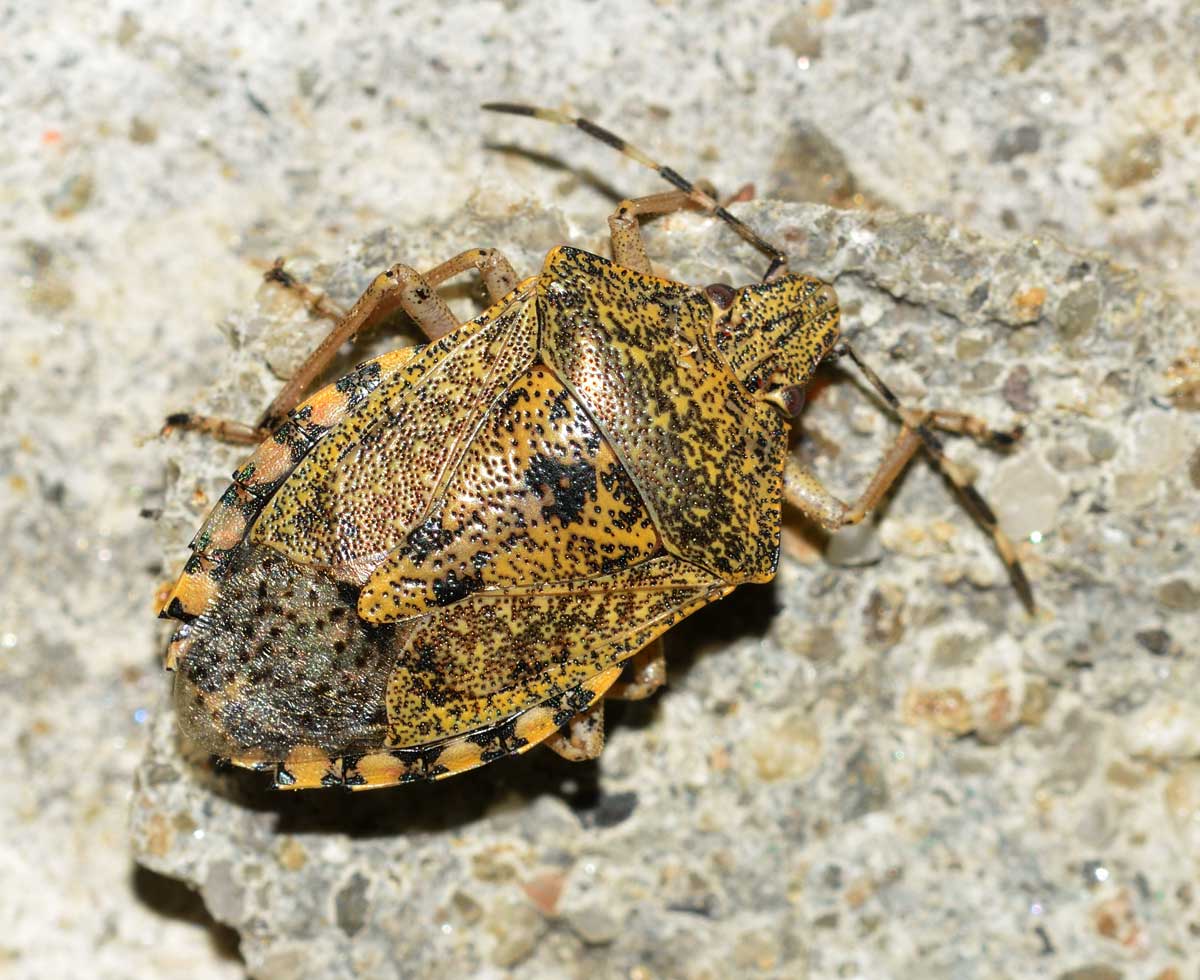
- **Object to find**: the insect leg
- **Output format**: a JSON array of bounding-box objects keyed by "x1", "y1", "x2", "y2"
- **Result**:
[
  {"x1": 543, "y1": 698, "x2": 606, "y2": 762},
  {"x1": 606, "y1": 637, "x2": 667, "y2": 700},
  {"x1": 258, "y1": 248, "x2": 518, "y2": 428},
  {"x1": 483, "y1": 102, "x2": 789, "y2": 280},
  {"x1": 607, "y1": 189, "x2": 712, "y2": 274},
  {"x1": 421, "y1": 246, "x2": 520, "y2": 307},
  {"x1": 607, "y1": 189, "x2": 700, "y2": 273},
  {"x1": 913, "y1": 409, "x2": 1023, "y2": 449},
  {"x1": 165, "y1": 248, "x2": 521, "y2": 441},
  {"x1": 786, "y1": 344, "x2": 1034, "y2": 611},
  {"x1": 263, "y1": 258, "x2": 346, "y2": 322}
]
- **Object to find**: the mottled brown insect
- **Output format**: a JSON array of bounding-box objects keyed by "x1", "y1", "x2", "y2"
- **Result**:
[{"x1": 160, "y1": 104, "x2": 1032, "y2": 790}]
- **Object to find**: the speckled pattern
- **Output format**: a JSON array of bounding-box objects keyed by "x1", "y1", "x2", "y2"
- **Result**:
[{"x1": 4, "y1": 2, "x2": 1200, "y2": 977}]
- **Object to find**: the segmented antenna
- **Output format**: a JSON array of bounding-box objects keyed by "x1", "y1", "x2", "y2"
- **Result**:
[{"x1": 483, "y1": 102, "x2": 788, "y2": 281}]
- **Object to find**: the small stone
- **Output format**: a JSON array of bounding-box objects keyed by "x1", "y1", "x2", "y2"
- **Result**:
[
  {"x1": 1019, "y1": 679, "x2": 1051, "y2": 726},
  {"x1": 1091, "y1": 889, "x2": 1144, "y2": 948},
  {"x1": 956, "y1": 334, "x2": 989, "y2": 360},
  {"x1": 1054, "y1": 282, "x2": 1102, "y2": 339},
  {"x1": 902, "y1": 686, "x2": 973, "y2": 736},
  {"x1": 1155, "y1": 579, "x2": 1200, "y2": 612},
  {"x1": 334, "y1": 872, "x2": 370, "y2": 937},
  {"x1": 1086, "y1": 427, "x2": 1118, "y2": 462},
  {"x1": 1133, "y1": 629, "x2": 1171, "y2": 656},
  {"x1": 991, "y1": 125, "x2": 1042, "y2": 163},
  {"x1": 1057, "y1": 966, "x2": 1124, "y2": 980},
  {"x1": 488, "y1": 899, "x2": 545, "y2": 968},
  {"x1": 789, "y1": 624, "x2": 841, "y2": 663},
  {"x1": 204, "y1": 860, "x2": 244, "y2": 923},
  {"x1": 141, "y1": 812, "x2": 173, "y2": 859},
  {"x1": 746, "y1": 711, "x2": 822, "y2": 782},
  {"x1": 862, "y1": 585, "x2": 905, "y2": 647},
  {"x1": 521, "y1": 870, "x2": 566, "y2": 916},
  {"x1": 767, "y1": 12, "x2": 824, "y2": 61},
  {"x1": 1122, "y1": 701, "x2": 1200, "y2": 761},
  {"x1": 1040, "y1": 713, "x2": 1102, "y2": 795},
  {"x1": 1105, "y1": 759, "x2": 1151, "y2": 789},
  {"x1": 1012, "y1": 285, "x2": 1047, "y2": 320},
  {"x1": 116, "y1": 10, "x2": 140, "y2": 45},
  {"x1": 276, "y1": 837, "x2": 307, "y2": 871},
  {"x1": 1165, "y1": 763, "x2": 1200, "y2": 823},
  {"x1": 43, "y1": 172, "x2": 95, "y2": 219},
  {"x1": 1165, "y1": 349, "x2": 1200, "y2": 410},
  {"x1": 975, "y1": 683, "x2": 1022, "y2": 744},
  {"x1": 733, "y1": 927, "x2": 782, "y2": 970},
  {"x1": 565, "y1": 902, "x2": 621, "y2": 946},
  {"x1": 129, "y1": 117, "x2": 157, "y2": 144},
  {"x1": 1113, "y1": 412, "x2": 1196, "y2": 507},
  {"x1": 1006, "y1": 16, "x2": 1048, "y2": 71},
  {"x1": 471, "y1": 849, "x2": 518, "y2": 882},
  {"x1": 838, "y1": 745, "x2": 889, "y2": 819},
  {"x1": 450, "y1": 890, "x2": 483, "y2": 925},
  {"x1": 1098, "y1": 134, "x2": 1162, "y2": 189},
  {"x1": 987, "y1": 452, "x2": 1068, "y2": 540},
  {"x1": 1002, "y1": 364, "x2": 1037, "y2": 412}
]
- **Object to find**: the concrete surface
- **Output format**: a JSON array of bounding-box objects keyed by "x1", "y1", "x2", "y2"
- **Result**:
[{"x1": 2, "y1": 2, "x2": 1198, "y2": 978}]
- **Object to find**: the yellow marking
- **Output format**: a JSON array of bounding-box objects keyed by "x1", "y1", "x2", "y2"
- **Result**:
[{"x1": 384, "y1": 556, "x2": 727, "y2": 746}]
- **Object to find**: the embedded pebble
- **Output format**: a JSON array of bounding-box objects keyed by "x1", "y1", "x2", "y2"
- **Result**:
[
  {"x1": 1054, "y1": 281, "x2": 1102, "y2": 339},
  {"x1": 987, "y1": 451, "x2": 1069, "y2": 540},
  {"x1": 1112, "y1": 412, "x2": 1195, "y2": 509},
  {"x1": 487, "y1": 899, "x2": 545, "y2": 968},
  {"x1": 1122, "y1": 702, "x2": 1200, "y2": 761},
  {"x1": 825, "y1": 520, "x2": 884, "y2": 567},
  {"x1": 745, "y1": 711, "x2": 823, "y2": 782},
  {"x1": 1164, "y1": 763, "x2": 1200, "y2": 849}
]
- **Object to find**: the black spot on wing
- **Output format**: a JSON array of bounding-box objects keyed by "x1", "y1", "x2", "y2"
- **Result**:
[{"x1": 524, "y1": 453, "x2": 596, "y2": 526}]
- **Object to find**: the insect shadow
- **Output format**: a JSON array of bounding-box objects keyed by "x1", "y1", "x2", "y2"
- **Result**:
[{"x1": 484, "y1": 141, "x2": 629, "y2": 205}]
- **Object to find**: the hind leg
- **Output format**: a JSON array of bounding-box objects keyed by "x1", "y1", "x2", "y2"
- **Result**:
[
  {"x1": 542, "y1": 638, "x2": 667, "y2": 762},
  {"x1": 543, "y1": 699, "x2": 607, "y2": 762},
  {"x1": 607, "y1": 638, "x2": 666, "y2": 701},
  {"x1": 164, "y1": 248, "x2": 520, "y2": 442}
]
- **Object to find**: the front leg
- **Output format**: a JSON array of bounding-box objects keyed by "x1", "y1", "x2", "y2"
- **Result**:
[{"x1": 784, "y1": 402, "x2": 1033, "y2": 611}]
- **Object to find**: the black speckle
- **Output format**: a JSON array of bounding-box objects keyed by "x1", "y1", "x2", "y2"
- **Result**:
[
  {"x1": 432, "y1": 570, "x2": 481, "y2": 606},
  {"x1": 525, "y1": 453, "x2": 595, "y2": 526}
]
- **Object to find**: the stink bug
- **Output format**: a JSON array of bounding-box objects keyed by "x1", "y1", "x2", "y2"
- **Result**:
[{"x1": 160, "y1": 103, "x2": 1033, "y2": 790}]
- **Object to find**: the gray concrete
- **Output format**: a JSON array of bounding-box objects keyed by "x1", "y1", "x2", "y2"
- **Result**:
[{"x1": 3, "y1": 3, "x2": 1198, "y2": 978}]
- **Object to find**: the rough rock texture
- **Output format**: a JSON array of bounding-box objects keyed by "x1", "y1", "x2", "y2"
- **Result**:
[
  {"x1": 132, "y1": 201, "x2": 1200, "y2": 978},
  {"x1": 3, "y1": 2, "x2": 1199, "y2": 978}
]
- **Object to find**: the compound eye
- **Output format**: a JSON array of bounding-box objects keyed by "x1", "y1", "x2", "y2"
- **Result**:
[{"x1": 705, "y1": 283, "x2": 736, "y2": 309}]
